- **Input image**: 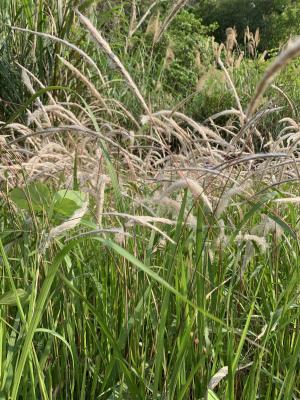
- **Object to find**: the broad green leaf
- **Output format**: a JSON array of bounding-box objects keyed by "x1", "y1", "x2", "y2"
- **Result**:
[
  {"x1": 9, "y1": 188, "x2": 28, "y2": 209},
  {"x1": 53, "y1": 189, "x2": 85, "y2": 217},
  {"x1": 9, "y1": 183, "x2": 51, "y2": 211}
]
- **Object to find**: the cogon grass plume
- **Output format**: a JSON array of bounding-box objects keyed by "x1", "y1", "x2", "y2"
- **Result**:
[
  {"x1": 244, "y1": 26, "x2": 260, "y2": 58},
  {"x1": 95, "y1": 174, "x2": 110, "y2": 226},
  {"x1": 246, "y1": 36, "x2": 300, "y2": 119},
  {"x1": 163, "y1": 44, "x2": 175, "y2": 69},
  {"x1": 15, "y1": 62, "x2": 57, "y2": 106},
  {"x1": 56, "y1": 55, "x2": 111, "y2": 115},
  {"x1": 21, "y1": 69, "x2": 52, "y2": 129},
  {"x1": 215, "y1": 179, "x2": 252, "y2": 217},
  {"x1": 75, "y1": 9, "x2": 151, "y2": 116},
  {"x1": 216, "y1": 46, "x2": 245, "y2": 125},
  {"x1": 159, "y1": 177, "x2": 213, "y2": 213},
  {"x1": 225, "y1": 27, "x2": 237, "y2": 55},
  {"x1": 130, "y1": 0, "x2": 160, "y2": 38},
  {"x1": 153, "y1": 0, "x2": 189, "y2": 44},
  {"x1": 234, "y1": 51, "x2": 244, "y2": 68},
  {"x1": 195, "y1": 48, "x2": 202, "y2": 70},
  {"x1": 146, "y1": 10, "x2": 161, "y2": 43}
]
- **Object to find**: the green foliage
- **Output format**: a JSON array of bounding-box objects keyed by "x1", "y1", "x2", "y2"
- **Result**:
[
  {"x1": 191, "y1": 0, "x2": 300, "y2": 51},
  {"x1": 9, "y1": 183, "x2": 52, "y2": 212},
  {"x1": 162, "y1": 10, "x2": 217, "y2": 94},
  {"x1": 53, "y1": 189, "x2": 86, "y2": 217},
  {"x1": 207, "y1": 389, "x2": 220, "y2": 400},
  {"x1": 2, "y1": 180, "x2": 300, "y2": 398},
  {"x1": 188, "y1": 68, "x2": 234, "y2": 121},
  {"x1": 265, "y1": 1, "x2": 300, "y2": 48},
  {"x1": 0, "y1": 288, "x2": 29, "y2": 306},
  {"x1": 9, "y1": 183, "x2": 86, "y2": 220},
  {"x1": 0, "y1": 54, "x2": 24, "y2": 119}
]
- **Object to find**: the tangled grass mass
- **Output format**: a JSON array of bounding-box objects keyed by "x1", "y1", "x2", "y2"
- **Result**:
[{"x1": 1, "y1": 1, "x2": 300, "y2": 399}]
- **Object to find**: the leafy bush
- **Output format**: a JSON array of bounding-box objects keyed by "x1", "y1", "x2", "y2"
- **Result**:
[
  {"x1": 162, "y1": 10, "x2": 217, "y2": 94},
  {"x1": 189, "y1": 0, "x2": 291, "y2": 50},
  {"x1": 265, "y1": 2, "x2": 300, "y2": 48}
]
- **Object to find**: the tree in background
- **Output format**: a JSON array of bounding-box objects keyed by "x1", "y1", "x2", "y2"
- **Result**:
[
  {"x1": 190, "y1": 0, "x2": 296, "y2": 51},
  {"x1": 265, "y1": 0, "x2": 300, "y2": 48}
]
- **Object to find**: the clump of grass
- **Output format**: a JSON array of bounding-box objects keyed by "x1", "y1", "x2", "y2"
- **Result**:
[{"x1": 1, "y1": 4, "x2": 300, "y2": 400}]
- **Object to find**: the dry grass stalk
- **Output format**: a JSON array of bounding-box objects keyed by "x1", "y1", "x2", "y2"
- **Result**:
[
  {"x1": 149, "y1": 111, "x2": 224, "y2": 143},
  {"x1": 107, "y1": 98, "x2": 140, "y2": 128},
  {"x1": 225, "y1": 27, "x2": 237, "y2": 53},
  {"x1": 21, "y1": 69, "x2": 52, "y2": 129},
  {"x1": 204, "y1": 109, "x2": 241, "y2": 123},
  {"x1": 56, "y1": 55, "x2": 111, "y2": 115},
  {"x1": 237, "y1": 233, "x2": 268, "y2": 252},
  {"x1": 212, "y1": 41, "x2": 221, "y2": 60},
  {"x1": 125, "y1": 0, "x2": 137, "y2": 52},
  {"x1": 41, "y1": 197, "x2": 89, "y2": 250},
  {"x1": 233, "y1": 105, "x2": 285, "y2": 147},
  {"x1": 100, "y1": 212, "x2": 176, "y2": 244},
  {"x1": 146, "y1": 11, "x2": 161, "y2": 42},
  {"x1": 246, "y1": 36, "x2": 300, "y2": 119},
  {"x1": 131, "y1": 0, "x2": 160, "y2": 37},
  {"x1": 255, "y1": 28, "x2": 261, "y2": 48},
  {"x1": 68, "y1": 228, "x2": 130, "y2": 242},
  {"x1": 244, "y1": 26, "x2": 260, "y2": 58},
  {"x1": 75, "y1": 9, "x2": 151, "y2": 116},
  {"x1": 145, "y1": 110, "x2": 238, "y2": 162},
  {"x1": 239, "y1": 213, "x2": 284, "y2": 278},
  {"x1": 195, "y1": 49, "x2": 202, "y2": 70},
  {"x1": 225, "y1": 51, "x2": 235, "y2": 68},
  {"x1": 8, "y1": 124, "x2": 145, "y2": 175},
  {"x1": 12, "y1": 26, "x2": 105, "y2": 84},
  {"x1": 28, "y1": 105, "x2": 82, "y2": 127},
  {"x1": 216, "y1": 179, "x2": 252, "y2": 217},
  {"x1": 216, "y1": 53, "x2": 245, "y2": 125},
  {"x1": 16, "y1": 62, "x2": 56, "y2": 105},
  {"x1": 271, "y1": 84, "x2": 296, "y2": 116},
  {"x1": 128, "y1": 0, "x2": 137, "y2": 37},
  {"x1": 225, "y1": 27, "x2": 238, "y2": 67},
  {"x1": 156, "y1": 196, "x2": 197, "y2": 226},
  {"x1": 274, "y1": 197, "x2": 300, "y2": 203},
  {"x1": 234, "y1": 51, "x2": 244, "y2": 68},
  {"x1": 159, "y1": 178, "x2": 213, "y2": 213},
  {"x1": 252, "y1": 214, "x2": 283, "y2": 238},
  {"x1": 196, "y1": 75, "x2": 207, "y2": 92},
  {"x1": 95, "y1": 174, "x2": 110, "y2": 226},
  {"x1": 154, "y1": 0, "x2": 189, "y2": 44},
  {"x1": 163, "y1": 45, "x2": 175, "y2": 69}
]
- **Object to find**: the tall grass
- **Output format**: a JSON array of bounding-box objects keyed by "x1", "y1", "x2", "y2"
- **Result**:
[
  {"x1": 1, "y1": 178, "x2": 300, "y2": 399},
  {"x1": 1, "y1": 2, "x2": 300, "y2": 399}
]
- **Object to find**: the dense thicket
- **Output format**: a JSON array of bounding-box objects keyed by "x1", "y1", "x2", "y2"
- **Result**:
[{"x1": 190, "y1": 0, "x2": 300, "y2": 49}]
